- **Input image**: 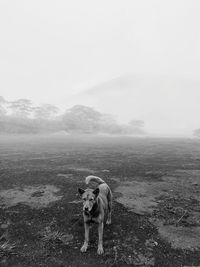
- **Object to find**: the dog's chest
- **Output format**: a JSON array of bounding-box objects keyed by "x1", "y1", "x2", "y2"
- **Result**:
[
  {"x1": 84, "y1": 203, "x2": 101, "y2": 224},
  {"x1": 85, "y1": 215, "x2": 98, "y2": 225}
]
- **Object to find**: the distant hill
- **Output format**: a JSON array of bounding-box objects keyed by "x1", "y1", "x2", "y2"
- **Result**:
[{"x1": 73, "y1": 74, "x2": 200, "y2": 135}]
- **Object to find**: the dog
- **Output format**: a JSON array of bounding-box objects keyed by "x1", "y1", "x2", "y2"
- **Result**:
[{"x1": 78, "y1": 175, "x2": 112, "y2": 255}]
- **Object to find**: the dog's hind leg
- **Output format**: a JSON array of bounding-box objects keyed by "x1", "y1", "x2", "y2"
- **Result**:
[{"x1": 106, "y1": 189, "x2": 112, "y2": 225}]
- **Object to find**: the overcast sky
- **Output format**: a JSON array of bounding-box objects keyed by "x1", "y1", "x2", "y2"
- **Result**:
[{"x1": 0, "y1": 0, "x2": 200, "y2": 135}]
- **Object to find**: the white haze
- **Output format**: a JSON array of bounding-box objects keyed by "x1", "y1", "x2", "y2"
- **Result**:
[{"x1": 0, "y1": 0, "x2": 200, "y2": 136}]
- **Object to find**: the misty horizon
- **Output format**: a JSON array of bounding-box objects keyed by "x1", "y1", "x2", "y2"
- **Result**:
[
  {"x1": 1, "y1": 1, "x2": 200, "y2": 137},
  {"x1": 0, "y1": 92, "x2": 200, "y2": 137},
  {"x1": 0, "y1": 97, "x2": 146, "y2": 136}
]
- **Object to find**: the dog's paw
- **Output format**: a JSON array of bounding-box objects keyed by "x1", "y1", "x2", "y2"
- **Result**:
[
  {"x1": 97, "y1": 245, "x2": 104, "y2": 255},
  {"x1": 80, "y1": 244, "x2": 88, "y2": 253}
]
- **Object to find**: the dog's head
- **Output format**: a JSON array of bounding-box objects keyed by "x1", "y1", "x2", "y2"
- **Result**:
[{"x1": 78, "y1": 187, "x2": 99, "y2": 214}]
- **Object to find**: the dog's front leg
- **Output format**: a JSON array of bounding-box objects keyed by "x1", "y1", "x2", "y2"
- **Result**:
[
  {"x1": 97, "y1": 222, "x2": 104, "y2": 255},
  {"x1": 81, "y1": 222, "x2": 89, "y2": 253}
]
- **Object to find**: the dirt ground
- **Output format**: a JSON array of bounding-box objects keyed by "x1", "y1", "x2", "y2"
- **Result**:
[{"x1": 0, "y1": 134, "x2": 200, "y2": 266}]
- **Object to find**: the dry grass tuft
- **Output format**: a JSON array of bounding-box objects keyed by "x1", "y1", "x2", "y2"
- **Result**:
[
  {"x1": 0, "y1": 240, "x2": 17, "y2": 257},
  {"x1": 39, "y1": 227, "x2": 73, "y2": 245}
]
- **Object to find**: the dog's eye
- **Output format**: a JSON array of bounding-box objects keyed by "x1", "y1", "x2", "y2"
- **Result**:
[
  {"x1": 83, "y1": 198, "x2": 86, "y2": 201},
  {"x1": 89, "y1": 198, "x2": 94, "y2": 201}
]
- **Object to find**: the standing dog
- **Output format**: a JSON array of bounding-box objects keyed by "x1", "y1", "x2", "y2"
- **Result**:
[{"x1": 78, "y1": 175, "x2": 112, "y2": 255}]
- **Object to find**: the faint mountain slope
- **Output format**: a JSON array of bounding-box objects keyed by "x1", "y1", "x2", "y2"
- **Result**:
[{"x1": 73, "y1": 74, "x2": 200, "y2": 135}]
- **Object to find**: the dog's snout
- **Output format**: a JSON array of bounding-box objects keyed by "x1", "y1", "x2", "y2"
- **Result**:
[{"x1": 84, "y1": 207, "x2": 89, "y2": 211}]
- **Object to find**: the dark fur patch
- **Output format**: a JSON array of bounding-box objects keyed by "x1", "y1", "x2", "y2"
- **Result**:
[{"x1": 89, "y1": 201, "x2": 99, "y2": 217}]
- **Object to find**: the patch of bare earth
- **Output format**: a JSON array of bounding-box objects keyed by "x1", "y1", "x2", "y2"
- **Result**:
[
  {"x1": 0, "y1": 185, "x2": 62, "y2": 209},
  {"x1": 115, "y1": 169, "x2": 200, "y2": 250}
]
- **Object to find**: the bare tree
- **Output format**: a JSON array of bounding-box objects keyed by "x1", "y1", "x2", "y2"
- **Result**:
[
  {"x1": 62, "y1": 105, "x2": 102, "y2": 133},
  {"x1": 8, "y1": 99, "x2": 33, "y2": 118},
  {"x1": 33, "y1": 104, "x2": 59, "y2": 120}
]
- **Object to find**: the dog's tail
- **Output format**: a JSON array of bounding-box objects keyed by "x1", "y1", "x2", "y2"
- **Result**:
[{"x1": 85, "y1": 175, "x2": 105, "y2": 185}]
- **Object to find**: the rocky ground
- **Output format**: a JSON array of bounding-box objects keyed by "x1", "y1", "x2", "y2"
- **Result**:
[{"x1": 0, "y1": 134, "x2": 200, "y2": 266}]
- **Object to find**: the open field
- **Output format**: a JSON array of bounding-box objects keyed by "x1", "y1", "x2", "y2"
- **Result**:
[{"x1": 0, "y1": 134, "x2": 200, "y2": 266}]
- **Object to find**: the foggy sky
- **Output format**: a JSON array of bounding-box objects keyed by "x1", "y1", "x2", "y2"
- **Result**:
[
  {"x1": 0, "y1": 0, "x2": 200, "y2": 136},
  {"x1": 71, "y1": 74, "x2": 200, "y2": 136}
]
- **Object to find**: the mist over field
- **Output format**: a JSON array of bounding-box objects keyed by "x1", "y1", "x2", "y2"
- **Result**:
[{"x1": 1, "y1": 0, "x2": 200, "y2": 137}]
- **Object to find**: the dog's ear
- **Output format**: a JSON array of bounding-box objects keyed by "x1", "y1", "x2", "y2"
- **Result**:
[
  {"x1": 93, "y1": 188, "x2": 99, "y2": 198},
  {"x1": 78, "y1": 188, "x2": 85, "y2": 195}
]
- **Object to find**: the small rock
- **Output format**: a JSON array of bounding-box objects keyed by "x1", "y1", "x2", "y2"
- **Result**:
[
  {"x1": 1, "y1": 224, "x2": 8, "y2": 229},
  {"x1": 60, "y1": 234, "x2": 73, "y2": 244},
  {"x1": 145, "y1": 239, "x2": 158, "y2": 249},
  {"x1": 102, "y1": 169, "x2": 110, "y2": 173},
  {"x1": 192, "y1": 182, "x2": 198, "y2": 186}
]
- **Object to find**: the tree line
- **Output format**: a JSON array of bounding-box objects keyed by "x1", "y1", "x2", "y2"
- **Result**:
[{"x1": 0, "y1": 96, "x2": 145, "y2": 135}]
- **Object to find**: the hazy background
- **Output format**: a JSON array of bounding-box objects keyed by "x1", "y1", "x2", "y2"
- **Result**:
[{"x1": 0, "y1": 0, "x2": 200, "y2": 136}]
